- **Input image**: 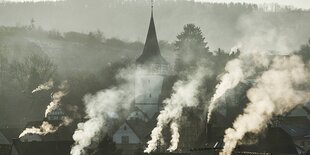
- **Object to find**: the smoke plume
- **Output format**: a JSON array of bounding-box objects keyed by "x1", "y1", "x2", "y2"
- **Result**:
[
  {"x1": 206, "y1": 52, "x2": 271, "y2": 122},
  {"x1": 19, "y1": 81, "x2": 71, "y2": 138},
  {"x1": 19, "y1": 121, "x2": 59, "y2": 138},
  {"x1": 207, "y1": 59, "x2": 244, "y2": 122},
  {"x1": 32, "y1": 79, "x2": 54, "y2": 93},
  {"x1": 144, "y1": 66, "x2": 209, "y2": 153},
  {"x1": 221, "y1": 55, "x2": 310, "y2": 155},
  {"x1": 19, "y1": 117, "x2": 72, "y2": 138},
  {"x1": 45, "y1": 81, "x2": 69, "y2": 117},
  {"x1": 70, "y1": 67, "x2": 135, "y2": 155},
  {"x1": 167, "y1": 121, "x2": 180, "y2": 152}
]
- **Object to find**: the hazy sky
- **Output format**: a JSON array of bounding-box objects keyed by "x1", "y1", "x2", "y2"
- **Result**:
[
  {"x1": 196, "y1": 0, "x2": 310, "y2": 9},
  {"x1": 2, "y1": 0, "x2": 310, "y2": 9}
]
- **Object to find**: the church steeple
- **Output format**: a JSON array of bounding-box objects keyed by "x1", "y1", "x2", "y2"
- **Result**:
[
  {"x1": 136, "y1": 1, "x2": 167, "y2": 65},
  {"x1": 151, "y1": 0, "x2": 154, "y2": 17}
]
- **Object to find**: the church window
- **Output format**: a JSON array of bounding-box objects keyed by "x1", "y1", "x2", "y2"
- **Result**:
[{"x1": 149, "y1": 94, "x2": 152, "y2": 98}]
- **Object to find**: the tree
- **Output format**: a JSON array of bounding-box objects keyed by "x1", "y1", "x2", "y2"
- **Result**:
[
  {"x1": 296, "y1": 39, "x2": 310, "y2": 63},
  {"x1": 29, "y1": 18, "x2": 35, "y2": 30},
  {"x1": 174, "y1": 24, "x2": 210, "y2": 72},
  {"x1": 10, "y1": 54, "x2": 57, "y2": 92},
  {"x1": 0, "y1": 52, "x2": 9, "y2": 121},
  {"x1": 88, "y1": 30, "x2": 105, "y2": 43},
  {"x1": 0, "y1": 51, "x2": 8, "y2": 89}
]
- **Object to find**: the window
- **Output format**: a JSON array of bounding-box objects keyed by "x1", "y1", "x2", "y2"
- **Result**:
[
  {"x1": 121, "y1": 136, "x2": 129, "y2": 144},
  {"x1": 124, "y1": 126, "x2": 127, "y2": 131}
]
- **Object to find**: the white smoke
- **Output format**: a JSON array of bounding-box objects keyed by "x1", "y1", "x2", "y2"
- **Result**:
[
  {"x1": 167, "y1": 121, "x2": 180, "y2": 152},
  {"x1": 144, "y1": 66, "x2": 209, "y2": 153},
  {"x1": 206, "y1": 52, "x2": 271, "y2": 122},
  {"x1": 19, "y1": 121, "x2": 59, "y2": 138},
  {"x1": 45, "y1": 81, "x2": 69, "y2": 117},
  {"x1": 207, "y1": 59, "x2": 244, "y2": 122},
  {"x1": 221, "y1": 55, "x2": 310, "y2": 155},
  {"x1": 70, "y1": 67, "x2": 135, "y2": 155},
  {"x1": 45, "y1": 91, "x2": 67, "y2": 117},
  {"x1": 19, "y1": 117, "x2": 73, "y2": 138},
  {"x1": 19, "y1": 81, "x2": 71, "y2": 138},
  {"x1": 32, "y1": 79, "x2": 54, "y2": 93}
]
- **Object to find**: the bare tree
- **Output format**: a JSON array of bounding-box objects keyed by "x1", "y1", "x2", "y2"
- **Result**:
[{"x1": 10, "y1": 54, "x2": 57, "y2": 92}]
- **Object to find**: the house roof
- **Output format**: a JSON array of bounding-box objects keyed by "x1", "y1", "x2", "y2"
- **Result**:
[
  {"x1": 113, "y1": 110, "x2": 159, "y2": 143},
  {"x1": 237, "y1": 127, "x2": 298, "y2": 154},
  {"x1": 127, "y1": 106, "x2": 150, "y2": 122},
  {"x1": 126, "y1": 114, "x2": 157, "y2": 142},
  {"x1": 21, "y1": 120, "x2": 76, "y2": 141},
  {"x1": 280, "y1": 116, "x2": 310, "y2": 139},
  {"x1": 0, "y1": 128, "x2": 22, "y2": 143},
  {"x1": 125, "y1": 119, "x2": 155, "y2": 143},
  {"x1": 0, "y1": 132, "x2": 10, "y2": 144},
  {"x1": 197, "y1": 125, "x2": 298, "y2": 154}
]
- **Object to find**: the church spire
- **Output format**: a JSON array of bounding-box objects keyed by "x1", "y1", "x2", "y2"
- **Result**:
[
  {"x1": 151, "y1": 0, "x2": 154, "y2": 17},
  {"x1": 136, "y1": 0, "x2": 168, "y2": 65}
]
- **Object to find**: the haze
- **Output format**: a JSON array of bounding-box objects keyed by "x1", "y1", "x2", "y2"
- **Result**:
[{"x1": 2, "y1": 0, "x2": 310, "y2": 10}]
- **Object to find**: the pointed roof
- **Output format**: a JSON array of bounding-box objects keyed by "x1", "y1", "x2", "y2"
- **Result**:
[{"x1": 136, "y1": 7, "x2": 168, "y2": 65}]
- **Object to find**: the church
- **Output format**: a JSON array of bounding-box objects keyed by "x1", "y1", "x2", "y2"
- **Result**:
[{"x1": 112, "y1": 3, "x2": 173, "y2": 155}]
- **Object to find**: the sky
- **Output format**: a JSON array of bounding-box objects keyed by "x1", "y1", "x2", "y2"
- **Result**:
[
  {"x1": 1, "y1": 0, "x2": 310, "y2": 9},
  {"x1": 195, "y1": 0, "x2": 310, "y2": 9}
]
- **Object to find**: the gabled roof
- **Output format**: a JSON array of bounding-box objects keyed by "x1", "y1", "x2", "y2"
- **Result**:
[
  {"x1": 127, "y1": 106, "x2": 150, "y2": 122},
  {"x1": 0, "y1": 132, "x2": 10, "y2": 144},
  {"x1": 125, "y1": 112, "x2": 159, "y2": 143},
  {"x1": 136, "y1": 11, "x2": 168, "y2": 65},
  {"x1": 125, "y1": 119, "x2": 152, "y2": 143},
  {"x1": 0, "y1": 128, "x2": 22, "y2": 143},
  {"x1": 113, "y1": 112, "x2": 158, "y2": 143},
  {"x1": 280, "y1": 116, "x2": 310, "y2": 139}
]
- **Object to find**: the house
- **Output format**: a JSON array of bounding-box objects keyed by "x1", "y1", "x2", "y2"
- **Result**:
[
  {"x1": 279, "y1": 116, "x2": 310, "y2": 154},
  {"x1": 112, "y1": 118, "x2": 155, "y2": 155},
  {"x1": 193, "y1": 127, "x2": 299, "y2": 155},
  {"x1": 14, "y1": 103, "x2": 76, "y2": 155}
]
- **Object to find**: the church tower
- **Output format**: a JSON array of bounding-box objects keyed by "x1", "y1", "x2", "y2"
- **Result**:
[
  {"x1": 135, "y1": 2, "x2": 170, "y2": 119},
  {"x1": 112, "y1": 2, "x2": 172, "y2": 150}
]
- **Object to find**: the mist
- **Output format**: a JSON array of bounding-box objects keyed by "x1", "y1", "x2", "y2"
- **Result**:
[
  {"x1": 0, "y1": 1, "x2": 310, "y2": 155},
  {"x1": 221, "y1": 55, "x2": 310, "y2": 155},
  {"x1": 0, "y1": 0, "x2": 310, "y2": 51}
]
